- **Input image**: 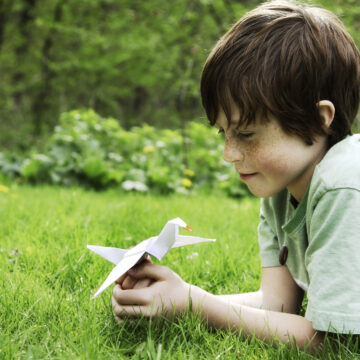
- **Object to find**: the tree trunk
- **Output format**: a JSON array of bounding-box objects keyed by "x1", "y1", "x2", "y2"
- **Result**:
[
  {"x1": 31, "y1": 0, "x2": 64, "y2": 135},
  {"x1": 12, "y1": 0, "x2": 36, "y2": 109}
]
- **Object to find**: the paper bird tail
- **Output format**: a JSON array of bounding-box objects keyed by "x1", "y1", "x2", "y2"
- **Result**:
[{"x1": 173, "y1": 235, "x2": 216, "y2": 248}]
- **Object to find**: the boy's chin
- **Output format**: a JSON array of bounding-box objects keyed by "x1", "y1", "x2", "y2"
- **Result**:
[{"x1": 247, "y1": 186, "x2": 282, "y2": 198}]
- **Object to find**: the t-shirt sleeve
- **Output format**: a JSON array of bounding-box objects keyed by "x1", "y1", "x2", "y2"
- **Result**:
[
  {"x1": 257, "y1": 202, "x2": 281, "y2": 267},
  {"x1": 305, "y1": 188, "x2": 360, "y2": 334}
]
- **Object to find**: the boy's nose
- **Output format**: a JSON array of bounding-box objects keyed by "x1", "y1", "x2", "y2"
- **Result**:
[{"x1": 223, "y1": 139, "x2": 244, "y2": 163}]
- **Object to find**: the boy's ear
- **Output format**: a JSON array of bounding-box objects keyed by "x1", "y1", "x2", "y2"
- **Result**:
[{"x1": 317, "y1": 100, "x2": 335, "y2": 131}]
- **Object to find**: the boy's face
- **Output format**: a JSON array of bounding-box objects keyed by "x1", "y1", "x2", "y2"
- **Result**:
[{"x1": 216, "y1": 105, "x2": 328, "y2": 201}]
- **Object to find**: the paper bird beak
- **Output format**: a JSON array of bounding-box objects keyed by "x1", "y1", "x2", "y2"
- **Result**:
[{"x1": 185, "y1": 225, "x2": 193, "y2": 231}]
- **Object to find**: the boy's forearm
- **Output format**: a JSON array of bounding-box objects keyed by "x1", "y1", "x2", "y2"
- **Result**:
[
  {"x1": 216, "y1": 292, "x2": 265, "y2": 309},
  {"x1": 190, "y1": 285, "x2": 324, "y2": 351},
  {"x1": 216, "y1": 291, "x2": 301, "y2": 314}
]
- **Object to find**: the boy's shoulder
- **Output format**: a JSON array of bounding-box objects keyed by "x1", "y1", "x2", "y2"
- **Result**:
[{"x1": 312, "y1": 134, "x2": 360, "y2": 192}]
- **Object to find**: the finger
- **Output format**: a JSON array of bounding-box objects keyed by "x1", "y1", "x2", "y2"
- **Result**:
[
  {"x1": 112, "y1": 296, "x2": 134, "y2": 320},
  {"x1": 115, "y1": 305, "x2": 150, "y2": 318},
  {"x1": 133, "y1": 278, "x2": 152, "y2": 289},
  {"x1": 121, "y1": 275, "x2": 152, "y2": 290},
  {"x1": 112, "y1": 284, "x2": 122, "y2": 301},
  {"x1": 115, "y1": 273, "x2": 127, "y2": 285},
  {"x1": 112, "y1": 294, "x2": 149, "y2": 317},
  {"x1": 112, "y1": 297, "x2": 125, "y2": 324},
  {"x1": 122, "y1": 275, "x2": 137, "y2": 290},
  {"x1": 112, "y1": 295, "x2": 135, "y2": 318},
  {"x1": 113, "y1": 283, "x2": 151, "y2": 305},
  {"x1": 113, "y1": 303, "x2": 158, "y2": 318},
  {"x1": 128, "y1": 262, "x2": 171, "y2": 281},
  {"x1": 112, "y1": 294, "x2": 120, "y2": 313}
]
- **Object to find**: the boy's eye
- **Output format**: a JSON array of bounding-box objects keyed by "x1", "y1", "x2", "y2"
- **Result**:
[{"x1": 236, "y1": 132, "x2": 254, "y2": 139}]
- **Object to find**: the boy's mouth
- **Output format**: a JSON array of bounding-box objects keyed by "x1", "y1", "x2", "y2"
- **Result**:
[{"x1": 239, "y1": 172, "x2": 257, "y2": 181}]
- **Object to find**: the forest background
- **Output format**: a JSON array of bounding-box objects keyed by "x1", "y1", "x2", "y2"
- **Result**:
[{"x1": 0, "y1": 0, "x2": 359, "y2": 194}]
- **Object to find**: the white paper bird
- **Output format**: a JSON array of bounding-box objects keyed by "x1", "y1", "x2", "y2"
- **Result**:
[{"x1": 87, "y1": 217, "x2": 216, "y2": 298}]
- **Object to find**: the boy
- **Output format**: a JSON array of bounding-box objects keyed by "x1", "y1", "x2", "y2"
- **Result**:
[{"x1": 111, "y1": 0, "x2": 360, "y2": 351}]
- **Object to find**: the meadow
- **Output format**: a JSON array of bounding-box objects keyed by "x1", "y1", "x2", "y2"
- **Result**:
[{"x1": 0, "y1": 186, "x2": 358, "y2": 359}]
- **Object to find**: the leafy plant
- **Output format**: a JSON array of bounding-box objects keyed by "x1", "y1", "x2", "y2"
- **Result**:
[{"x1": 0, "y1": 109, "x2": 251, "y2": 198}]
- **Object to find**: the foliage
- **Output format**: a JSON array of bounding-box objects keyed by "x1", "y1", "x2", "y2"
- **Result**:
[
  {"x1": 0, "y1": 0, "x2": 359, "y2": 149},
  {"x1": 0, "y1": 109, "x2": 250, "y2": 197}
]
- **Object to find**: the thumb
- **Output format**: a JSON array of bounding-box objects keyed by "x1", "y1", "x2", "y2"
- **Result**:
[{"x1": 128, "y1": 262, "x2": 170, "y2": 281}]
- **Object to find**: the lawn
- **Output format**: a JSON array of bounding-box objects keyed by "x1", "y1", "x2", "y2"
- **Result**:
[{"x1": 0, "y1": 186, "x2": 357, "y2": 359}]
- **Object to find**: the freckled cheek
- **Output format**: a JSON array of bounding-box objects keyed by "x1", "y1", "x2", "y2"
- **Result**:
[{"x1": 250, "y1": 150, "x2": 290, "y2": 175}]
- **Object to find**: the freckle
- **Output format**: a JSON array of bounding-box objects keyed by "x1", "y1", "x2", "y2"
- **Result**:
[{"x1": 245, "y1": 141, "x2": 258, "y2": 156}]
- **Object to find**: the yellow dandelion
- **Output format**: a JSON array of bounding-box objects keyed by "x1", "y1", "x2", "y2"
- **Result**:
[
  {"x1": 183, "y1": 169, "x2": 195, "y2": 177},
  {"x1": 181, "y1": 178, "x2": 192, "y2": 188},
  {"x1": 143, "y1": 146, "x2": 155, "y2": 153},
  {"x1": 0, "y1": 185, "x2": 10, "y2": 193}
]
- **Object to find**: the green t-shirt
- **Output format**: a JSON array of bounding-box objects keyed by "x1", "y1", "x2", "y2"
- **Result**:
[{"x1": 258, "y1": 134, "x2": 360, "y2": 334}]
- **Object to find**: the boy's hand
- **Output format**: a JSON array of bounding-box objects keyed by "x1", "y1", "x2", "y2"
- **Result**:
[{"x1": 112, "y1": 262, "x2": 190, "y2": 320}]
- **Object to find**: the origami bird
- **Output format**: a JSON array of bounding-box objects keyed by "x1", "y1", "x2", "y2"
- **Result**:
[{"x1": 88, "y1": 217, "x2": 216, "y2": 298}]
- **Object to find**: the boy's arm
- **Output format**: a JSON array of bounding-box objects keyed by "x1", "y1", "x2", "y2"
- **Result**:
[
  {"x1": 191, "y1": 284, "x2": 323, "y2": 350},
  {"x1": 112, "y1": 262, "x2": 321, "y2": 350},
  {"x1": 217, "y1": 266, "x2": 304, "y2": 314}
]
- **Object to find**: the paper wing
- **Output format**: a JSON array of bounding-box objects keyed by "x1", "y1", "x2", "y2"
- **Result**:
[
  {"x1": 172, "y1": 235, "x2": 216, "y2": 248},
  {"x1": 87, "y1": 245, "x2": 127, "y2": 265},
  {"x1": 92, "y1": 250, "x2": 146, "y2": 298}
]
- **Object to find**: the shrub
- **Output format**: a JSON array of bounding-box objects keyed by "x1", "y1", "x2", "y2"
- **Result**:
[{"x1": 0, "y1": 109, "x2": 251, "y2": 197}]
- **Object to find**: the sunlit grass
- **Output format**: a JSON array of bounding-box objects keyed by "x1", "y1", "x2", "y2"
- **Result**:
[{"x1": 0, "y1": 186, "x2": 358, "y2": 359}]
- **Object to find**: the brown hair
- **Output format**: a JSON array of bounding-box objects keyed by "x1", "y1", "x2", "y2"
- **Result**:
[{"x1": 200, "y1": 0, "x2": 360, "y2": 146}]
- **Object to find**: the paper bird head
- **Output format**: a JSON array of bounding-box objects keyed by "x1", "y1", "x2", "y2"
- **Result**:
[{"x1": 168, "y1": 217, "x2": 193, "y2": 231}]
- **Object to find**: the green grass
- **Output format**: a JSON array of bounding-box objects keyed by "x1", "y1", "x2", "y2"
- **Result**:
[{"x1": 0, "y1": 186, "x2": 358, "y2": 359}]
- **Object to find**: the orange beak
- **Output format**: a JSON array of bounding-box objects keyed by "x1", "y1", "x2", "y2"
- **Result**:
[{"x1": 185, "y1": 225, "x2": 193, "y2": 231}]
